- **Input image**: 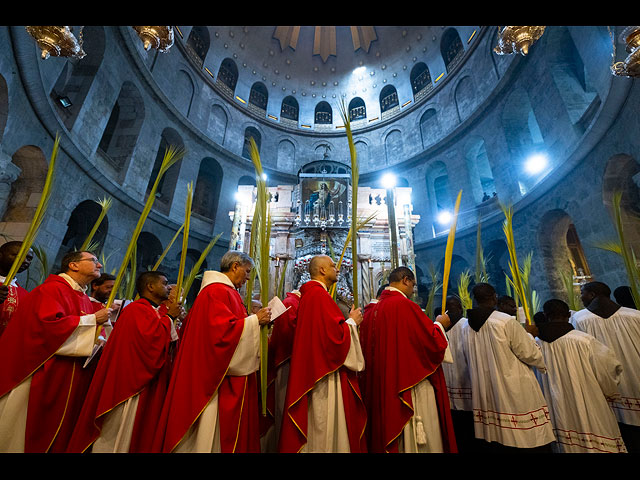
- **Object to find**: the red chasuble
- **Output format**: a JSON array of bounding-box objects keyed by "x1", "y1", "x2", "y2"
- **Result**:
[
  {"x1": 367, "y1": 289, "x2": 457, "y2": 453},
  {"x1": 357, "y1": 299, "x2": 379, "y2": 451},
  {"x1": 265, "y1": 291, "x2": 300, "y2": 422},
  {"x1": 153, "y1": 280, "x2": 260, "y2": 453},
  {"x1": 278, "y1": 280, "x2": 367, "y2": 453},
  {"x1": 67, "y1": 298, "x2": 174, "y2": 453},
  {"x1": 0, "y1": 282, "x2": 28, "y2": 338},
  {"x1": 0, "y1": 274, "x2": 96, "y2": 452}
]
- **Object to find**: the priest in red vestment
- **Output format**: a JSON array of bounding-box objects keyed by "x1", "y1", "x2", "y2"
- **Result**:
[
  {"x1": 67, "y1": 271, "x2": 183, "y2": 453},
  {"x1": 365, "y1": 266, "x2": 457, "y2": 453},
  {"x1": 0, "y1": 241, "x2": 34, "y2": 338},
  {"x1": 261, "y1": 289, "x2": 301, "y2": 451},
  {"x1": 0, "y1": 250, "x2": 112, "y2": 453},
  {"x1": 279, "y1": 254, "x2": 367, "y2": 453},
  {"x1": 152, "y1": 251, "x2": 271, "y2": 453}
]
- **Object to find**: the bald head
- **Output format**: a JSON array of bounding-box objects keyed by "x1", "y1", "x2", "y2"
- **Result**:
[{"x1": 309, "y1": 255, "x2": 338, "y2": 287}]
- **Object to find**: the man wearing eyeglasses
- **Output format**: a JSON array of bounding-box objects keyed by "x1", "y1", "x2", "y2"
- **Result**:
[{"x1": 0, "y1": 250, "x2": 113, "y2": 453}]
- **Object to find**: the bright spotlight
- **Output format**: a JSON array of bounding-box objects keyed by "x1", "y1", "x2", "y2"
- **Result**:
[
  {"x1": 381, "y1": 173, "x2": 397, "y2": 189},
  {"x1": 261, "y1": 173, "x2": 268, "y2": 181},
  {"x1": 437, "y1": 210, "x2": 452, "y2": 225},
  {"x1": 525, "y1": 153, "x2": 548, "y2": 175}
]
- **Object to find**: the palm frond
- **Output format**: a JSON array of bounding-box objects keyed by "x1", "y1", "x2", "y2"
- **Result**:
[
  {"x1": 441, "y1": 190, "x2": 463, "y2": 315},
  {"x1": 80, "y1": 197, "x2": 112, "y2": 252},
  {"x1": 457, "y1": 269, "x2": 473, "y2": 315},
  {"x1": 105, "y1": 145, "x2": 185, "y2": 308}
]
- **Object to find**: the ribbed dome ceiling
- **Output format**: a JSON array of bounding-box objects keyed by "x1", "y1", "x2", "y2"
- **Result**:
[{"x1": 200, "y1": 26, "x2": 477, "y2": 108}]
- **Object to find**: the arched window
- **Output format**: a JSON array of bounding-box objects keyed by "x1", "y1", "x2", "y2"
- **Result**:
[
  {"x1": 50, "y1": 26, "x2": 105, "y2": 131},
  {"x1": 193, "y1": 157, "x2": 223, "y2": 223},
  {"x1": 242, "y1": 127, "x2": 261, "y2": 159},
  {"x1": 379, "y1": 85, "x2": 399, "y2": 114},
  {"x1": 97, "y1": 81, "x2": 145, "y2": 178},
  {"x1": 56, "y1": 199, "x2": 110, "y2": 266},
  {"x1": 147, "y1": 128, "x2": 185, "y2": 214},
  {"x1": 186, "y1": 26, "x2": 210, "y2": 68},
  {"x1": 464, "y1": 137, "x2": 496, "y2": 204},
  {"x1": 136, "y1": 231, "x2": 163, "y2": 272},
  {"x1": 314, "y1": 101, "x2": 332, "y2": 125},
  {"x1": 249, "y1": 82, "x2": 268, "y2": 111},
  {"x1": 217, "y1": 58, "x2": 238, "y2": 93},
  {"x1": 281, "y1": 96, "x2": 299, "y2": 122},
  {"x1": 419, "y1": 108, "x2": 441, "y2": 148},
  {"x1": 348, "y1": 97, "x2": 366, "y2": 121},
  {"x1": 441, "y1": 28, "x2": 464, "y2": 73},
  {"x1": 410, "y1": 62, "x2": 432, "y2": 99}
]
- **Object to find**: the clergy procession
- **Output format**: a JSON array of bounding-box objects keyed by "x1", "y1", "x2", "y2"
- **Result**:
[{"x1": 0, "y1": 237, "x2": 639, "y2": 454}]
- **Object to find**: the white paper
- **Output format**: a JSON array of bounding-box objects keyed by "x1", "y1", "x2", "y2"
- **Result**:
[{"x1": 268, "y1": 296, "x2": 291, "y2": 321}]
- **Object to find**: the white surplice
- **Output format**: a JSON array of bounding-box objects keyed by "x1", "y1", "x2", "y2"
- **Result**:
[
  {"x1": 173, "y1": 271, "x2": 260, "y2": 453},
  {"x1": 534, "y1": 330, "x2": 626, "y2": 453},
  {"x1": 442, "y1": 317, "x2": 472, "y2": 412},
  {"x1": 571, "y1": 307, "x2": 640, "y2": 427},
  {"x1": 463, "y1": 310, "x2": 555, "y2": 448},
  {"x1": 0, "y1": 274, "x2": 99, "y2": 452}
]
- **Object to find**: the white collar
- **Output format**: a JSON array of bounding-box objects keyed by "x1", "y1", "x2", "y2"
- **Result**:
[
  {"x1": 310, "y1": 279, "x2": 328, "y2": 291},
  {"x1": 199, "y1": 270, "x2": 236, "y2": 292},
  {"x1": 0, "y1": 275, "x2": 17, "y2": 287},
  {"x1": 58, "y1": 273, "x2": 88, "y2": 293},
  {"x1": 385, "y1": 286, "x2": 407, "y2": 298}
]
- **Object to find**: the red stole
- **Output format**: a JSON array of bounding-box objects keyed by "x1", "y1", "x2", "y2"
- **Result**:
[
  {"x1": 278, "y1": 281, "x2": 367, "y2": 453},
  {"x1": 367, "y1": 289, "x2": 457, "y2": 453},
  {"x1": 0, "y1": 282, "x2": 28, "y2": 338},
  {"x1": 152, "y1": 281, "x2": 260, "y2": 453},
  {"x1": 67, "y1": 298, "x2": 174, "y2": 453},
  {"x1": 0, "y1": 274, "x2": 95, "y2": 452}
]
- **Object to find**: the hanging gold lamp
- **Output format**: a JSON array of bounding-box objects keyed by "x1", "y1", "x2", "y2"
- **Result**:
[
  {"x1": 132, "y1": 26, "x2": 174, "y2": 53},
  {"x1": 611, "y1": 26, "x2": 640, "y2": 78},
  {"x1": 493, "y1": 26, "x2": 546, "y2": 55},
  {"x1": 25, "y1": 26, "x2": 86, "y2": 60}
]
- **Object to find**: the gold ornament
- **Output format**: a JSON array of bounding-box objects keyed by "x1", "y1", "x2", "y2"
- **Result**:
[
  {"x1": 493, "y1": 26, "x2": 546, "y2": 56},
  {"x1": 25, "y1": 26, "x2": 85, "y2": 60},
  {"x1": 132, "y1": 26, "x2": 174, "y2": 53},
  {"x1": 611, "y1": 26, "x2": 640, "y2": 78}
]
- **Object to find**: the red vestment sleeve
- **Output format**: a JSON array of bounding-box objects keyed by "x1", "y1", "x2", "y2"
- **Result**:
[
  {"x1": 67, "y1": 298, "x2": 174, "y2": 453},
  {"x1": 0, "y1": 274, "x2": 96, "y2": 452},
  {"x1": 152, "y1": 282, "x2": 259, "y2": 453},
  {"x1": 279, "y1": 281, "x2": 367, "y2": 453},
  {"x1": 366, "y1": 289, "x2": 457, "y2": 453}
]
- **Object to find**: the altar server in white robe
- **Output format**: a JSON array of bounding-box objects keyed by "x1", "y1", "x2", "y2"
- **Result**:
[
  {"x1": 535, "y1": 298, "x2": 626, "y2": 453},
  {"x1": 463, "y1": 283, "x2": 555, "y2": 451},
  {"x1": 571, "y1": 281, "x2": 640, "y2": 452},
  {"x1": 441, "y1": 295, "x2": 474, "y2": 452}
]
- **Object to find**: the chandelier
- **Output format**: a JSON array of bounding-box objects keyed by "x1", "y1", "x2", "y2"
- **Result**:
[
  {"x1": 25, "y1": 26, "x2": 86, "y2": 60},
  {"x1": 610, "y1": 26, "x2": 640, "y2": 78},
  {"x1": 132, "y1": 26, "x2": 174, "y2": 53},
  {"x1": 493, "y1": 26, "x2": 546, "y2": 55}
]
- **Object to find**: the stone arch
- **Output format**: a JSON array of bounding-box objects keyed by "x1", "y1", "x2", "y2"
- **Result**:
[
  {"x1": 186, "y1": 26, "x2": 210, "y2": 68},
  {"x1": 485, "y1": 238, "x2": 510, "y2": 296},
  {"x1": 55, "y1": 199, "x2": 110, "y2": 268},
  {"x1": 136, "y1": 231, "x2": 163, "y2": 271},
  {"x1": 441, "y1": 27, "x2": 464, "y2": 73},
  {"x1": 173, "y1": 69, "x2": 196, "y2": 117},
  {"x1": 410, "y1": 62, "x2": 432, "y2": 100},
  {"x1": 249, "y1": 81, "x2": 268, "y2": 112},
  {"x1": 218, "y1": 57, "x2": 238, "y2": 93},
  {"x1": 384, "y1": 129, "x2": 403, "y2": 166},
  {"x1": 277, "y1": 139, "x2": 296, "y2": 172},
  {"x1": 425, "y1": 160, "x2": 452, "y2": 222},
  {"x1": 454, "y1": 75, "x2": 476, "y2": 123},
  {"x1": 147, "y1": 128, "x2": 185, "y2": 214},
  {"x1": 602, "y1": 154, "x2": 640, "y2": 253},
  {"x1": 2, "y1": 146, "x2": 48, "y2": 234},
  {"x1": 464, "y1": 136, "x2": 496, "y2": 204},
  {"x1": 537, "y1": 209, "x2": 592, "y2": 300},
  {"x1": 50, "y1": 26, "x2": 105, "y2": 131},
  {"x1": 207, "y1": 103, "x2": 228, "y2": 145},
  {"x1": 97, "y1": 81, "x2": 145, "y2": 179},
  {"x1": 419, "y1": 107, "x2": 441, "y2": 149},
  {"x1": 193, "y1": 157, "x2": 223, "y2": 223},
  {"x1": 242, "y1": 126, "x2": 262, "y2": 160}
]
